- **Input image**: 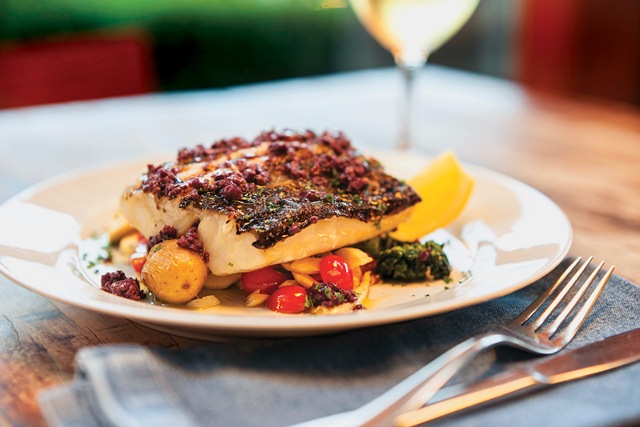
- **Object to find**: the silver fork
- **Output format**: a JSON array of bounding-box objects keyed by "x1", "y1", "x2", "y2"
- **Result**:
[{"x1": 289, "y1": 257, "x2": 615, "y2": 427}]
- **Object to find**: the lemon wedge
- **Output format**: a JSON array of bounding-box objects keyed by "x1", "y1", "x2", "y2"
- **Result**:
[{"x1": 390, "y1": 151, "x2": 474, "y2": 242}]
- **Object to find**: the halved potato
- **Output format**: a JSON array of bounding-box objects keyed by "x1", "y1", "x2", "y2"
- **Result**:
[{"x1": 142, "y1": 239, "x2": 208, "y2": 304}]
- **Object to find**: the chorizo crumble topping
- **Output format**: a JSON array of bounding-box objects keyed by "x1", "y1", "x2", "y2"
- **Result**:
[
  {"x1": 306, "y1": 282, "x2": 359, "y2": 308},
  {"x1": 136, "y1": 130, "x2": 421, "y2": 249},
  {"x1": 177, "y1": 226, "x2": 210, "y2": 263},
  {"x1": 101, "y1": 270, "x2": 145, "y2": 300},
  {"x1": 146, "y1": 224, "x2": 210, "y2": 262},
  {"x1": 146, "y1": 224, "x2": 177, "y2": 251}
]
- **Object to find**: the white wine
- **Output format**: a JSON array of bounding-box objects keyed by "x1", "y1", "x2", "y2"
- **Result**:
[
  {"x1": 350, "y1": 0, "x2": 479, "y2": 66},
  {"x1": 349, "y1": 0, "x2": 479, "y2": 149}
]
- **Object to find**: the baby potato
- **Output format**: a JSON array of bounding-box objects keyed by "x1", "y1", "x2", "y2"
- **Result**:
[{"x1": 142, "y1": 239, "x2": 208, "y2": 304}]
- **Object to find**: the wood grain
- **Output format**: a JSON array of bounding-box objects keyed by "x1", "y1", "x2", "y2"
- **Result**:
[
  {"x1": 0, "y1": 67, "x2": 638, "y2": 426},
  {"x1": 446, "y1": 93, "x2": 640, "y2": 282}
]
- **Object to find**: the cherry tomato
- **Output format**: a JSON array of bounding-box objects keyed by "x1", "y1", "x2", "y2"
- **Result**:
[
  {"x1": 130, "y1": 254, "x2": 147, "y2": 274},
  {"x1": 319, "y1": 254, "x2": 353, "y2": 290},
  {"x1": 136, "y1": 232, "x2": 148, "y2": 246},
  {"x1": 241, "y1": 266, "x2": 291, "y2": 294},
  {"x1": 265, "y1": 285, "x2": 308, "y2": 313}
]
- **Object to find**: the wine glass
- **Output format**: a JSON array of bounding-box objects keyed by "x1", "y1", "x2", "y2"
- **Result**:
[{"x1": 349, "y1": 0, "x2": 479, "y2": 150}]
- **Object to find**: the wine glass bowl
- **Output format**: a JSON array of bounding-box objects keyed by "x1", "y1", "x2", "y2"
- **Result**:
[{"x1": 349, "y1": 0, "x2": 480, "y2": 150}]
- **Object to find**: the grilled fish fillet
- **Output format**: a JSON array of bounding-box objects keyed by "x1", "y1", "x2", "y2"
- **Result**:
[{"x1": 120, "y1": 130, "x2": 420, "y2": 276}]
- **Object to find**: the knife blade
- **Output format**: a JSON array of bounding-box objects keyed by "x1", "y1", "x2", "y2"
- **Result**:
[{"x1": 395, "y1": 328, "x2": 640, "y2": 427}]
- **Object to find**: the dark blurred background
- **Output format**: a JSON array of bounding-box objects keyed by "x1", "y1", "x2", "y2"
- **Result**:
[{"x1": 0, "y1": 0, "x2": 638, "y2": 109}]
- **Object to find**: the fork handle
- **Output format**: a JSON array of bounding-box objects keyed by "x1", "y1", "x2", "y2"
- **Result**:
[{"x1": 289, "y1": 332, "x2": 510, "y2": 427}]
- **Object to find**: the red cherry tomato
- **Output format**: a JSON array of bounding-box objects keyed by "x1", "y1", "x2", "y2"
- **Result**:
[
  {"x1": 130, "y1": 254, "x2": 147, "y2": 274},
  {"x1": 319, "y1": 254, "x2": 353, "y2": 290},
  {"x1": 136, "y1": 232, "x2": 148, "y2": 246},
  {"x1": 266, "y1": 285, "x2": 308, "y2": 313},
  {"x1": 241, "y1": 266, "x2": 291, "y2": 294}
]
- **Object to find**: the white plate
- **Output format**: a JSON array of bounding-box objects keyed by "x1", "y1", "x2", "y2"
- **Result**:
[{"x1": 0, "y1": 151, "x2": 571, "y2": 339}]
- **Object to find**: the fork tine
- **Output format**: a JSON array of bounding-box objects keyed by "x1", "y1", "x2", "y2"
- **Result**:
[
  {"x1": 511, "y1": 257, "x2": 583, "y2": 326},
  {"x1": 553, "y1": 265, "x2": 615, "y2": 346},
  {"x1": 544, "y1": 261, "x2": 604, "y2": 335},
  {"x1": 529, "y1": 257, "x2": 593, "y2": 330}
]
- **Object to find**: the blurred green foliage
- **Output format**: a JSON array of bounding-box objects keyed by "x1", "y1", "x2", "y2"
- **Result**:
[{"x1": 0, "y1": 0, "x2": 388, "y2": 90}]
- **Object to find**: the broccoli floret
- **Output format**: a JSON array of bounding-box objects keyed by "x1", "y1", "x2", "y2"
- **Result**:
[{"x1": 358, "y1": 235, "x2": 451, "y2": 282}]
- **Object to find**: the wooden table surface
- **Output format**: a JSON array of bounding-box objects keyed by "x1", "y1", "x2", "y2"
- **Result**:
[{"x1": 0, "y1": 67, "x2": 638, "y2": 426}]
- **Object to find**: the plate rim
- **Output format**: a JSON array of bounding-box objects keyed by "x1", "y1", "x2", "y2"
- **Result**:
[{"x1": 0, "y1": 154, "x2": 572, "y2": 336}]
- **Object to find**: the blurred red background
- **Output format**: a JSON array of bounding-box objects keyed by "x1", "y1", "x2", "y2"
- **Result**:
[
  {"x1": 0, "y1": 31, "x2": 155, "y2": 108},
  {"x1": 519, "y1": 0, "x2": 640, "y2": 106}
]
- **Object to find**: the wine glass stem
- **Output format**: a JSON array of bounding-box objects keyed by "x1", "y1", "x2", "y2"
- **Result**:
[{"x1": 397, "y1": 61, "x2": 424, "y2": 151}]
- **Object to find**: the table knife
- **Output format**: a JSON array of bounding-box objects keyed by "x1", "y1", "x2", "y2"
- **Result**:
[{"x1": 395, "y1": 328, "x2": 640, "y2": 427}]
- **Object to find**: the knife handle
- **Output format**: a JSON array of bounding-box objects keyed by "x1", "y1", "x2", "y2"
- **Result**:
[{"x1": 395, "y1": 369, "x2": 540, "y2": 427}]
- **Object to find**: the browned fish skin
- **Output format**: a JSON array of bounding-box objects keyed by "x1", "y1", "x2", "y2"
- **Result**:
[{"x1": 139, "y1": 130, "x2": 420, "y2": 249}]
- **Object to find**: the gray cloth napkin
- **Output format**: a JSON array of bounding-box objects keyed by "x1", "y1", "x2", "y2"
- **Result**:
[{"x1": 39, "y1": 258, "x2": 640, "y2": 427}]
